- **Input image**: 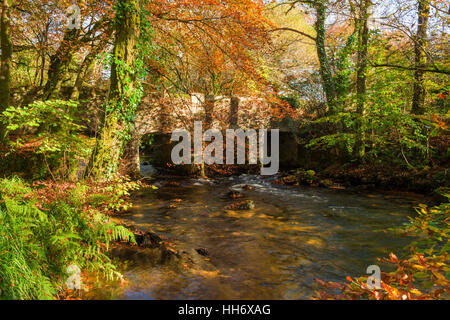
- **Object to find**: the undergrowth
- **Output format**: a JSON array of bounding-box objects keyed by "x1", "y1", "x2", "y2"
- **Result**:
[{"x1": 0, "y1": 176, "x2": 139, "y2": 300}]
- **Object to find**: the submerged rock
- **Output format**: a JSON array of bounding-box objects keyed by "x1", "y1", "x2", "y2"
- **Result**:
[
  {"x1": 227, "y1": 190, "x2": 243, "y2": 199},
  {"x1": 230, "y1": 184, "x2": 255, "y2": 192},
  {"x1": 196, "y1": 248, "x2": 209, "y2": 256},
  {"x1": 165, "y1": 181, "x2": 181, "y2": 187},
  {"x1": 226, "y1": 200, "x2": 255, "y2": 210},
  {"x1": 273, "y1": 175, "x2": 299, "y2": 185}
]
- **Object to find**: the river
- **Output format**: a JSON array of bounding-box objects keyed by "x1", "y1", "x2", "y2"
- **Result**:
[{"x1": 89, "y1": 174, "x2": 421, "y2": 300}]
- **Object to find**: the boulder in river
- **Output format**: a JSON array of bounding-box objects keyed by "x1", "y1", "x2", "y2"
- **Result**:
[
  {"x1": 112, "y1": 230, "x2": 180, "y2": 267},
  {"x1": 134, "y1": 231, "x2": 164, "y2": 248}
]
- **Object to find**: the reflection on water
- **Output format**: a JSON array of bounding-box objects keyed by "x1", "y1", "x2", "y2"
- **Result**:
[{"x1": 89, "y1": 175, "x2": 420, "y2": 300}]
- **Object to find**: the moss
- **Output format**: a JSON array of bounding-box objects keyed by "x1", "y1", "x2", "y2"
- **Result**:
[{"x1": 91, "y1": 0, "x2": 143, "y2": 180}]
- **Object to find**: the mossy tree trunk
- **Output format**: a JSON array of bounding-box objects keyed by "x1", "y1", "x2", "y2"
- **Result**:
[
  {"x1": 90, "y1": 0, "x2": 141, "y2": 180},
  {"x1": 411, "y1": 0, "x2": 430, "y2": 115},
  {"x1": 354, "y1": 0, "x2": 370, "y2": 160},
  {"x1": 0, "y1": 0, "x2": 12, "y2": 142},
  {"x1": 314, "y1": 0, "x2": 337, "y2": 115}
]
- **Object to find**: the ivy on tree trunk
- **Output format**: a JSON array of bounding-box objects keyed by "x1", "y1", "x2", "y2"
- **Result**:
[
  {"x1": 411, "y1": 0, "x2": 430, "y2": 115},
  {"x1": 314, "y1": 0, "x2": 337, "y2": 114},
  {"x1": 354, "y1": 0, "x2": 371, "y2": 160},
  {"x1": 0, "y1": 0, "x2": 12, "y2": 142},
  {"x1": 90, "y1": 0, "x2": 142, "y2": 180}
]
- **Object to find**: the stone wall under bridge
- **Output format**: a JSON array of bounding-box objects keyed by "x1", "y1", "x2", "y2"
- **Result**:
[{"x1": 140, "y1": 131, "x2": 313, "y2": 174}]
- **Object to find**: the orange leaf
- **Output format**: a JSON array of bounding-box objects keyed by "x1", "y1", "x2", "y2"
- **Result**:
[{"x1": 390, "y1": 253, "x2": 398, "y2": 263}]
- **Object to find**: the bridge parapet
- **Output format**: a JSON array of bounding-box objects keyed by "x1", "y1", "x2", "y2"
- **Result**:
[{"x1": 135, "y1": 93, "x2": 294, "y2": 136}]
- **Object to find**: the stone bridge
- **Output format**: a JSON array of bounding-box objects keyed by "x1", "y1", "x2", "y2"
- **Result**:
[
  {"x1": 134, "y1": 93, "x2": 294, "y2": 136},
  {"x1": 132, "y1": 93, "x2": 307, "y2": 171}
]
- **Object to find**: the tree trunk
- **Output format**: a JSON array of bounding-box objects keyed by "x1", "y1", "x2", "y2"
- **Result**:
[
  {"x1": 37, "y1": 22, "x2": 49, "y2": 87},
  {"x1": 230, "y1": 96, "x2": 239, "y2": 129},
  {"x1": 314, "y1": 0, "x2": 337, "y2": 114},
  {"x1": 90, "y1": 0, "x2": 141, "y2": 180},
  {"x1": 39, "y1": 52, "x2": 45, "y2": 87},
  {"x1": 0, "y1": 0, "x2": 12, "y2": 142},
  {"x1": 70, "y1": 48, "x2": 99, "y2": 100},
  {"x1": 42, "y1": 28, "x2": 81, "y2": 100},
  {"x1": 354, "y1": 0, "x2": 370, "y2": 160},
  {"x1": 204, "y1": 95, "x2": 215, "y2": 129},
  {"x1": 42, "y1": 1, "x2": 86, "y2": 100},
  {"x1": 122, "y1": 129, "x2": 141, "y2": 179},
  {"x1": 70, "y1": 28, "x2": 112, "y2": 100},
  {"x1": 411, "y1": 0, "x2": 430, "y2": 115}
]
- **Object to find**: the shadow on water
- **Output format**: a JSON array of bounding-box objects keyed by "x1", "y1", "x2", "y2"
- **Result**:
[{"x1": 88, "y1": 174, "x2": 421, "y2": 300}]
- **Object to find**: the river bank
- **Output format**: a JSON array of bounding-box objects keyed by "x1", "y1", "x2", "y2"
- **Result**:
[
  {"x1": 150, "y1": 161, "x2": 447, "y2": 202},
  {"x1": 273, "y1": 165, "x2": 448, "y2": 203}
]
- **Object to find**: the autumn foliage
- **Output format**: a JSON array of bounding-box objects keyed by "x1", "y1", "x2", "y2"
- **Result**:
[{"x1": 314, "y1": 202, "x2": 450, "y2": 300}]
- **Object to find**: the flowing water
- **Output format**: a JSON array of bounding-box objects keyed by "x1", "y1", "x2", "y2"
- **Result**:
[{"x1": 89, "y1": 174, "x2": 422, "y2": 300}]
